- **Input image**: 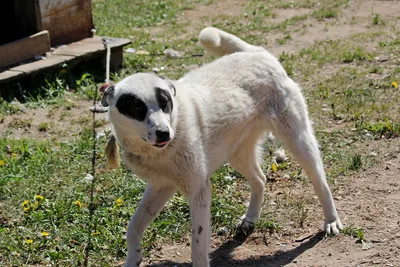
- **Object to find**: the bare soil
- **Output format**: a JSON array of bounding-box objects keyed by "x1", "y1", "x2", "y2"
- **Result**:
[
  {"x1": 0, "y1": 99, "x2": 107, "y2": 141},
  {"x1": 143, "y1": 138, "x2": 400, "y2": 267}
]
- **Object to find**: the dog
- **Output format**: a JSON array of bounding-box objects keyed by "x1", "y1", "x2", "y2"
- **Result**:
[{"x1": 101, "y1": 27, "x2": 343, "y2": 267}]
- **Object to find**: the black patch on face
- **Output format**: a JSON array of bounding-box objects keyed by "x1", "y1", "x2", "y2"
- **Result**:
[
  {"x1": 116, "y1": 93, "x2": 147, "y2": 121},
  {"x1": 101, "y1": 85, "x2": 115, "y2": 107},
  {"x1": 155, "y1": 87, "x2": 173, "y2": 113}
]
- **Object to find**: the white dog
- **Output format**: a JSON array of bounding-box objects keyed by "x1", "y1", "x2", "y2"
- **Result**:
[{"x1": 101, "y1": 27, "x2": 343, "y2": 267}]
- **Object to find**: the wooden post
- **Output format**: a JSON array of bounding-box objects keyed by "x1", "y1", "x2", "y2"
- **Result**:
[{"x1": 0, "y1": 31, "x2": 50, "y2": 69}]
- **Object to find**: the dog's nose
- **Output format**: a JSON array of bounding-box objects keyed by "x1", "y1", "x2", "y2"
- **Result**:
[{"x1": 155, "y1": 130, "x2": 170, "y2": 143}]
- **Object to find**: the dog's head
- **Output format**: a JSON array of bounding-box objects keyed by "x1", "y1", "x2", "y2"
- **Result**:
[{"x1": 101, "y1": 73, "x2": 177, "y2": 149}]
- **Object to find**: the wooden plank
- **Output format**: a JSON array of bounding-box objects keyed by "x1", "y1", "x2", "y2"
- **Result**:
[
  {"x1": 81, "y1": 36, "x2": 132, "y2": 49},
  {"x1": 11, "y1": 55, "x2": 74, "y2": 74},
  {"x1": 0, "y1": 36, "x2": 130, "y2": 84},
  {"x1": 54, "y1": 42, "x2": 105, "y2": 57},
  {"x1": 0, "y1": 70, "x2": 25, "y2": 82},
  {"x1": 0, "y1": 31, "x2": 50, "y2": 69},
  {"x1": 54, "y1": 37, "x2": 131, "y2": 58}
]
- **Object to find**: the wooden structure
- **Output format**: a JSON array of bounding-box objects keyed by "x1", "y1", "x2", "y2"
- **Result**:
[{"x1": 0, "y1": 0, "x2": 130, "y2": 85}]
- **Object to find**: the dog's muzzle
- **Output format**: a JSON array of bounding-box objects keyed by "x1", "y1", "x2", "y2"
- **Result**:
[{"x1": 153, "y1": 130, "x2": 171, "y2": 148}]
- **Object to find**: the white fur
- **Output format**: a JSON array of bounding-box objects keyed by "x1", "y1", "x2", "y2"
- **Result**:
[{"x1": 105, "y1": 27, "x2": 342, "y2": 267}]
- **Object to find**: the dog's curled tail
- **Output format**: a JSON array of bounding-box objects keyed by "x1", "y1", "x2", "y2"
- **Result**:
[
  {"x1": 199, "y1": 27, "x2": 265, "y2": 57},
  {"x1": 105, "y1": 135, "x2": 120, "y2": 169}
]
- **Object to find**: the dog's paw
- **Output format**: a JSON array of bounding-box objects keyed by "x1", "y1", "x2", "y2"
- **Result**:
[
  {"x1": 236, "y1": 217, "x2": 255, "y2": 238},
  {"x1": 124, "y1": 259, "x2": 142, "y2": 267},
  {"x1": 324, "y1": 218, "x2": 343, "y2": 235},
  {"x1": 125, "y1": 250, "x2": 142, "y2": 267}
]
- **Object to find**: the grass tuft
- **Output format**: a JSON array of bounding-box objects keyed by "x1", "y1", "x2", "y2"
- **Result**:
[
  {"x1": 342, "y1": 225, "x2": 365, "y2": 242},
  {"x1": 312, "y1": 8, "x2": 338, "y2": 20},
  {"x1": 349, "y1": 154, "x2": 362, "y2": 171}
]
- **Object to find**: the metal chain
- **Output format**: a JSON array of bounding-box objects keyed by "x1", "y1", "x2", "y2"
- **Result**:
[{"x1": 83, "y1": 37, "x2": 111, "y2": 266}]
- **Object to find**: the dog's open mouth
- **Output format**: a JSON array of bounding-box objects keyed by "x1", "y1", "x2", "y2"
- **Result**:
[{"x1": 153, "y1": 141, "x2": 169, "y2": 148}]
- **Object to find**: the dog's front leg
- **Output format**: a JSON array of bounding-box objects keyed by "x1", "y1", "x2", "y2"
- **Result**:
[
  {"x1": 188, "y1": 179, "x2": 212, "y2": 267},
  {"x1": 125, "y1": 184, "x2": 176, "y2": 267}
]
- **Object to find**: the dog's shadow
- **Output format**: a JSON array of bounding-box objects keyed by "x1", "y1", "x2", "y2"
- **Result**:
[{"x1": 146, "y1": 232, "x2": 324, "y2": 267}]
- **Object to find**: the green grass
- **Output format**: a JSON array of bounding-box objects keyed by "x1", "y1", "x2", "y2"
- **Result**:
[
  {"x1": 312, "y1": 8, "x2": 339, "y2": 20},
  {"x1": 342, "y1": 225, "x2": 365, "y2": 241},
  {"x1": 0, "y1": 134, "x2": 250, "y2": 265}
]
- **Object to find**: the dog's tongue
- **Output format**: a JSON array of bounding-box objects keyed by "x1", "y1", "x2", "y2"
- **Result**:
[{"x1": 157, "y1": 141, "x2": 169, "y2": 145}]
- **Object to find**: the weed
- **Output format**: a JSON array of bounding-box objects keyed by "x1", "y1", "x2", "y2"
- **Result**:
[
  {"x1": 276, "y1": 33, "x2": 292, "y2": 45},
  {"x1": 38, "y1": 122, "x2": 49, "y2": 132},
  {"x1": 372, "y1": 13, "x2": 384, "y2": 25},
  {"x1": 278, "y1": 52, "x2": 295, "y2": 77},
  {"x1": 60, "y1": 111, "x2": 72, "y2": 121},
  {"x1": 342, "y1": 47, "x2": 372, "y2": 63},
  {"x1": 369, "y1": 66, "x2": 383, "y2": 74},
  {"x1": 357, "y1": 120, "x2": 400, "y2": 138},
  {"x1": 0, "y1": 98, "x2": 20, "y2": 116},
  {"x1": 349, "y1": 154, "x2": 362, "y2": 171},
  {"x1": 257, "y1": 219, "x2": 282, "y2": 238},
  {"x1": 342, "y1": 225, "x2": 365, "y2": 242},
  {"x1": 76, "y1": 73, "x2": 98, "y2": 100},
  {"x1": 8, "y1": 118, "x2": 33, "y2": 129},
  {"x1": 313, "y1": 8, "x2": 338, "y2": 20},
  {"x1": 379, "y1": 39, "x2": 400, "y2": 48}
]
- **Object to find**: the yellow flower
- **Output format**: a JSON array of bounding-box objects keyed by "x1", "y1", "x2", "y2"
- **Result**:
[
  {"x1": 24, "y1": 207, "x2": 31, "y2": 213},
  {"x1": 31, "y1": 201, "x2": 39, "y2": 209},
  {"x1": 0, "y1": 160, "x2": 5, "y2": 166},
  {"x1": 91, "y1": 230, "x2": 99, "y2": 236},
  {"x1": 74, "y1": 200, "x2": 82, "y2": 209},
  {"x1": 11, "y1": 153, "x2": 17, "y2": 157},
  {"x1": 115, "y1": 198, "x2": 123, "y2": 207},
  {"x1": 35, "y1": 195, "x2": 44, "y2": 201},
  {"x1": 271, "y1": 163, "x2": 278, "y2": 173},
  {"x1": 45, "y1": 148, "x2": 50, "y2": 153},
  {"x1": 21, "y1": 200, "x2": 29, "y2": 208},
  {"x1": 41, "y1": 231, "x2": 49, "y2": 237},
  {"x1": 392, "y1": 81, "x2": 398, "y2": 89},
  {"x1": 26, "y1": 239, "x2": 33, "y2": 244}
]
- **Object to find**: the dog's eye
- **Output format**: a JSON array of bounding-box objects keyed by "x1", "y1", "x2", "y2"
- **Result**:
[
  {"x1": 155, "y1": 88, "x2": 173, "y2": 113},
  {"x1": 159, "y1": 98, "x2": 168, "y2": 109},
  {"x1": 132, "y1": 105, "x2": 142, "y2": 113}
]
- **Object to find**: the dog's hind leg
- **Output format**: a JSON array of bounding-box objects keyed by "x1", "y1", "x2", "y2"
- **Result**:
[
  {"x1": 125, "y1": 184, "x2": 176, "y2": 267},
  {"x1": 270, "y1": 100, "x2": 343, "y2": 235},
  {"x1": 228, "y1": 131, "x2": 266, "y2": 236}
]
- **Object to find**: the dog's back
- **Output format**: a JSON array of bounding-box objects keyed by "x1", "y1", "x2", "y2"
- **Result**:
[{"x1": 175, "y1": 32, "x2": 304, "y2": 167}]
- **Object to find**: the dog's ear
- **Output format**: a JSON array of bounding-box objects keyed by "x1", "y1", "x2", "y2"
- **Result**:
[
  {"x1": 157, "y1": 75, "x2": 176, "y2": 96},
  {"x1": 105, "y1": 135, "x2": 120, "y2": 169},
  {"x1": 101, "y1": 85, "x2": 115, "y2": 107},
  {"x1": 168, "y1": 80, "x2": 176, "y2": 96}
]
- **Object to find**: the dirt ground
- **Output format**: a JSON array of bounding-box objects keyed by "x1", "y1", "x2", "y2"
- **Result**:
[
  {"x1": 0, "y1": 99, "x2": 107, "y2": 141},
  {"x1": 143, "y1": 138, "x2": 400, "y2": 267}
]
